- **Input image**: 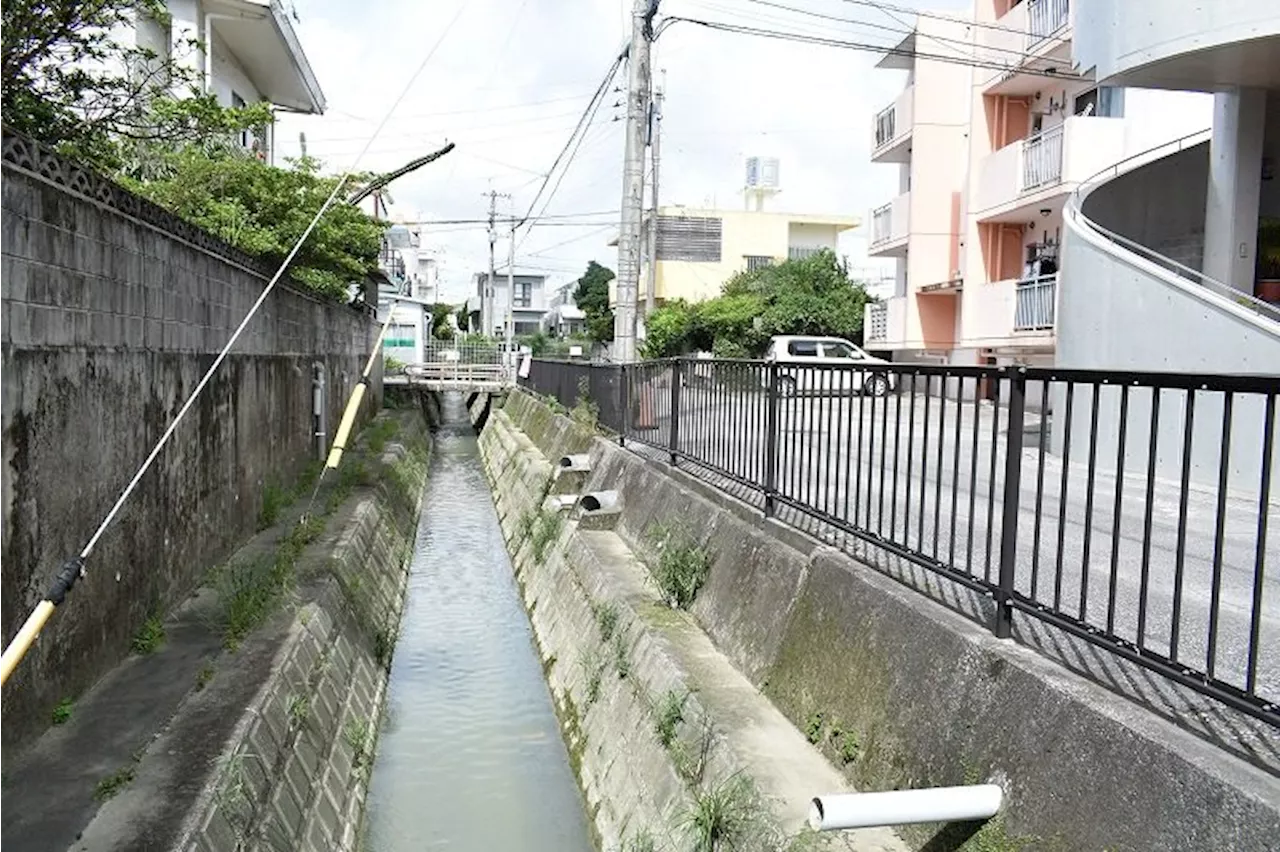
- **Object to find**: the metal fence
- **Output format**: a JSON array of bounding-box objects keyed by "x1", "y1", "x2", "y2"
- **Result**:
[{"x1": 523, "y1": 357, "x2": 1280, "y2": 725}]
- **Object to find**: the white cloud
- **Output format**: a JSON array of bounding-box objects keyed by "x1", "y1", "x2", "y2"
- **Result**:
[{"x1": 277, "y1": 0, "x2": 970, "y2": 303}]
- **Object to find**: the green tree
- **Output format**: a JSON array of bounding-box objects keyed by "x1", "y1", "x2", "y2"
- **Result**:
[
  {"x1": 121, "y1": 150, "x2": 383, "y2": 300},
  {"x1": 428, "y1": 303, "x2": 455, "y2": 339},
  {"x1": 641, "y1": 250, "x2": 869, "y2": 358},
  {"x1": 2, "y1": 0, "x2": 270, "y2": 170},
  {"x1": 573, "y1": 261, "x2": 616, "y2": 344}
]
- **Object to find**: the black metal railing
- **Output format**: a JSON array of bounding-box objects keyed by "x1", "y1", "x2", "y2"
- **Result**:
[{"x1": 521, "y1": 357, "x2": 1280, "y2": 725}]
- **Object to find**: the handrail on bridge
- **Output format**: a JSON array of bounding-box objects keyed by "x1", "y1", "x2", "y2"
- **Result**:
[{"x1": 1065, "y1": 128, "x2": 1280, "y2": 325}]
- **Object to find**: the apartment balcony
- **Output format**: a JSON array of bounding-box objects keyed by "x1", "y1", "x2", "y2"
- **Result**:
[
  {"x1": 982, "y1": 0, "x2": 1072, "y2": 96},
  {"x1": 1013, "y1": 273, "x2": 1057, "y2": 332},
  {"x1": 870, "y1": 85, "x2": 914, "y2": 163},
  {"x1": 868, "y1": 192, "x2": 910, "y2": 257},
  {"x1": 962, "y1": 275, "x2": 1056, "y2": 351},
  {"x1": 971, "y1": 116, "x2": 1125, "y2": 222}
]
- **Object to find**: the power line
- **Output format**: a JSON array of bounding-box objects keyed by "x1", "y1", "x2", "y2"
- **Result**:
[
  {"x1": 660, "y1": 16, "x2": 1084, "y2": 81},
  {"x1": 740, "y1": 0, "x2": 1056, "y2": 64},
  {"x1": 517, "y1": 46, "x2": 628, "y2": 229},
  {"x1": 838, "y1": 0, "x2": 1070, "y2": 44},
  {"x1": 326, "y1": 91, "x2": 597, "y2": 124},
  {"x1": 399, "y1": 209, "x2": 620, "y2": 225},
  {"x1": 297, "y1": 107, "x2": 597, "y2": 144},
  {"x1": 518, "y1": 93, "x2": 617, "y2": 249}
]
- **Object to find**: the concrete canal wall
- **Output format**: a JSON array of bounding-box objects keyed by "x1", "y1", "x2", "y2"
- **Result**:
[
  {"x1": 60, "y1": 414, "x2": 428, "y2": 852},
  {"x1": 479, "y1": 390, "x2": 1280, "y2": 852}
]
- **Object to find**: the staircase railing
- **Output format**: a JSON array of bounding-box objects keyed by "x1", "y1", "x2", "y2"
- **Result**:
[{"x1": 1065, "y1": 129, "x2": 1280, "y2": 325}]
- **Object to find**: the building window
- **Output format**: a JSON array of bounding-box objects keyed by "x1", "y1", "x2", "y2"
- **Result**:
[
  {"x1": 744, "y1": 255, "x2": 773, "y2": 272},
  {"x1": 1074, "y1": 87, "x2": 1124, "y2": 118},
  {"x1": 515, "y1": 281, "x2": 532, "y2": 308},
  {"x1": 232, "y1": 92, "x2": 249, "y2": 147},
  {"x1": 656, "y1": 216, "x2": 722, "y2": 262},
  {"x1": 384, "y1": 323, "x2": 417, "y2": 349}
]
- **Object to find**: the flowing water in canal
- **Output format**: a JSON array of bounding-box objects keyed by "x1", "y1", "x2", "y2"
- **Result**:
[{"x1": 361, "y1": 395, "x2": 594, "y2": 852}]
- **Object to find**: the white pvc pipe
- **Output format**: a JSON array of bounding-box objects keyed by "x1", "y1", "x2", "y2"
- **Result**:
[{"x1": 808, "y1": 785, "x2": 1003, "y2": 832}]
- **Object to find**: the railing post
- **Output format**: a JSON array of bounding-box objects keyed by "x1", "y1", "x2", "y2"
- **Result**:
[
  {"x1": 617, "y1": 363, "x2": 628, "y2": 446},
  {"x1": 668, "y1": 359, "x2": 681, "y2": 464},
  {"x1": 994, "y1": 366, "x2": 1027, "y2": 639},
  {"x1": 764, "y1": 361, "x2": 780, "y2": 517}
]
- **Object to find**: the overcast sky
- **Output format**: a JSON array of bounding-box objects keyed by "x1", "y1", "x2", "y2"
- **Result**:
[{"x1": 275, "y1": 0, "x2": 970, "y2": 304}]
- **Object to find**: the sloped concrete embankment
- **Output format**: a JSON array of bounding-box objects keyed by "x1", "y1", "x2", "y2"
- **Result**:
[
  {"x1": 65, "y1": 415, "x2": 429, "y2": 852},
  {"x1": 478, "y1": 394, "x2": 905, "y2": 852},
  {"x1": 485, "y1": 391, "x2": 1280, "y2": 852}
]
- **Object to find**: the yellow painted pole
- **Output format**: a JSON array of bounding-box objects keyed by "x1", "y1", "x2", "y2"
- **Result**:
[
  {"x1": 325, "y1": 383, "x2": 368, "y2": 469},
  {"x1": 0, "y1": 557, "x2": 84, "y2": 686}
]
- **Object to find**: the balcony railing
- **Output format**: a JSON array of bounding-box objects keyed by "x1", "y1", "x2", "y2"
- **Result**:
[
  {"x1": 788, "y1": 246, "x2": 825, "y2": 260},
  {"x1": 871, "y1": 203, "x2": 893, "y2": 246},
  {"x1": 873, "y1": 104, "x2": 896, "y2": 150},
  {"x1": 1021, "y1": 124, "x2": 1065, "y2": 191},
  {"x1": 1014, "y1": 273, "x2": 1057, "y2": 331},
  {"x1": 865, "y1": 302, "x2": 888, "y2": 341},
  {"x1": 1027, "y1": 0, "x2": 1069, "y2": 49}
]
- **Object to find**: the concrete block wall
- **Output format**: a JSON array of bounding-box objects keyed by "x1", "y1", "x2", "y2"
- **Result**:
[
  {"x1": 1, "y1": 151, "x2": 380, "y2": 750},
  {"x1": 497, "y1": 390, "x2": 1280, "y2": 851},
  {"x1": 173, "y1": 440, "x2": 423, "y2": 852}
]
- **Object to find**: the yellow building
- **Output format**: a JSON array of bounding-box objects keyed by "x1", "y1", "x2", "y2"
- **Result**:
[{"x1": 610, "y1": 206, "x2": 861, "y2": 306}]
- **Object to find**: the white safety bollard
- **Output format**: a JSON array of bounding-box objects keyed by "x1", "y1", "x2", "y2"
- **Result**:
[{"x1": 808, "y1": 785, "x2": 1003, "y2": 832}]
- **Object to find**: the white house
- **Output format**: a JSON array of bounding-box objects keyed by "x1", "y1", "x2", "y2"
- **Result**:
[{"x1": 134, "y1": 0, "x2": 326, "y2": 162}]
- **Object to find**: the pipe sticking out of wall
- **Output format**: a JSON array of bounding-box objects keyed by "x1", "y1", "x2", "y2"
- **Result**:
[
  {"x1": 559, "y1": 454, "x2": 591, "y2": 469},
  {"x1": 579, "y1": 491, "x2": 620, "y2": 513},
  {"x1": 808, "y1": 785, "x2": 1003, "y2": 832}
]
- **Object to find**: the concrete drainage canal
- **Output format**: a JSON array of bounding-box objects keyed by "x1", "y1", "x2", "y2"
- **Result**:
[{"x1": 361, "y1": 393, "x2": 593, "y2": 852}]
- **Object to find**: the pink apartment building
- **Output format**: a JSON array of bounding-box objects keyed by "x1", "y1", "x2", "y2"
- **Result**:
[{"x1": 865, "y1": 0, "x2": 1211, "y2": 384}]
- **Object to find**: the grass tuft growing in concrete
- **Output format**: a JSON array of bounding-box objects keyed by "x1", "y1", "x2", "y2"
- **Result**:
[
  {"x1": 530, "y1": 509, "x2": 564, "y2": 565},
  {"x1": 581, "y1": 648, "x2": 606, "y2": 707},
  {"x1": 93, "y1": 749, "x2": 144, "y2": 801},
  {"x1": 654, "y1": 689, "x2": 687, "y2": 748},
  {"x1": 130, "y1": 613, "x2": 166, "y2": 655},
  {"x1": 647, "y1": 521, "x2": 711, "y2": 610},
  {"x1": 365, "y1": 417, "x2": 400, "y2": 453},
  {"x1": 220, "y1": 515, "x2": 327, "y2": 649},
  {"x1": 612, "y1": 630, "x2": 631, "y2": 679},
  {"x1": 680, "y1": 773, "x2": 767, "y2": 852},
  {"x1": 345, "y1": 717, "x2": 375, "y2": 774},
  {"x1": 593, "y1": 601, "x2": 620, "y2": 641},
  {"x1": 51, "y1": 697, "x2": 74, "y2": 725}
]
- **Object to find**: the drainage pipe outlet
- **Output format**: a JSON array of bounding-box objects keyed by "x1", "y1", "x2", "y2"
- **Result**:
[
  {"x1": 579, "y1": 491, "x2": 620, "y2": 513},
  {"x1": 559, "y1": 453, "x2": 591, "y2": 470},
  {"x1": 808, "y1": 785, "x2": 1003, "y2": 831}
]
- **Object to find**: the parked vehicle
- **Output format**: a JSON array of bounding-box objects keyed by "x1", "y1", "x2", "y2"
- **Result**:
[{"x1": 763, "y1": 335, "x2": 895, "y2": 396}]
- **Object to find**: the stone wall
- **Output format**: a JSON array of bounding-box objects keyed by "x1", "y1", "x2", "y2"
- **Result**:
[{"x1": 0, "y1": 134, "x2": 380, "y2": 750}]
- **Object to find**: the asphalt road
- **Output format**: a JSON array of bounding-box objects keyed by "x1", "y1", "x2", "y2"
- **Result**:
[{"x1": 635, "y1": 381, "x2": 1279, "y2": 709}]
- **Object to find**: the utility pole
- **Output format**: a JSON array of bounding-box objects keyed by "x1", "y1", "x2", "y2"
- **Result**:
[
  {"x1": 482, "y1": 189, "x2": 509, "y2": 337},
  {"x1": 506, "y1": 204, "x2": 516, "y2": 368},
  {"x1": 614, "y1": 0, "x2": 658, "y2": 362},
  {"x1": 646, "y1": 69, "x2": 665, "y2": 317}
]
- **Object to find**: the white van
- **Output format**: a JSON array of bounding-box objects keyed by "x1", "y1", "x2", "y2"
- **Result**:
[{"x1": 763, "y1": 335, "x2": 895, "y2": 396}]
